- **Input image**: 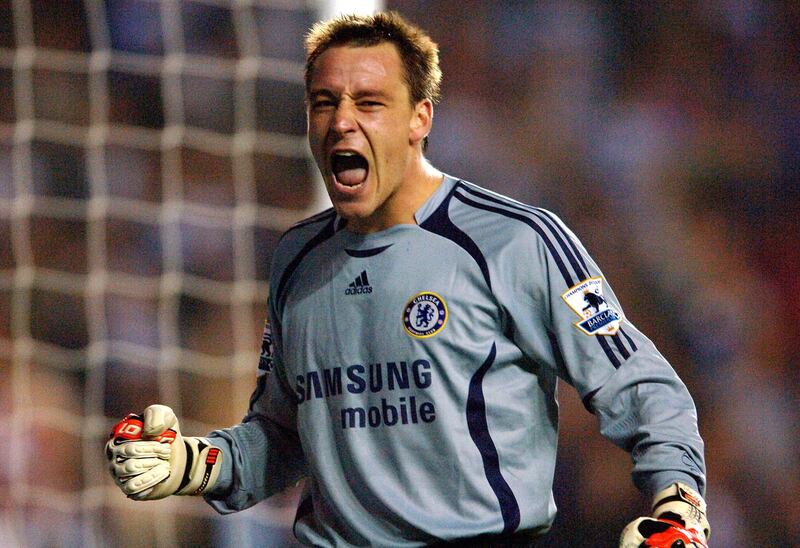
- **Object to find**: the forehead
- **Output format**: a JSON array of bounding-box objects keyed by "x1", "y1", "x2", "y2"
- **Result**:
[{"x1": 309, "y1": 43, "x2": 407, "y2": 92}]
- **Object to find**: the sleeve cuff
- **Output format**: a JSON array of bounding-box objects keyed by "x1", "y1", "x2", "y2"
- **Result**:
[
  {"x1": 643, "y1": 470, "x2": 703, "y2": 499},
  {"x1": 204, "y1": 436, "x2": 233, "y2": 497}
]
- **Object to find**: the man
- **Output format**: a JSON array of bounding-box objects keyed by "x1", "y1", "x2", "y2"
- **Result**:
[{"x1": 106, "y1": 12, "x2": 709, "y2": 547}]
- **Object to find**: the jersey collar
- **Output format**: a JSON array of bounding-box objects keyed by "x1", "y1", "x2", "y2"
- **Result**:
[
  {"x1": 331, "y1": 174, "x2": 459, "y2": 233},
  {"x1": 413, "y1": 174, "x2": 458, "y2": 226}
]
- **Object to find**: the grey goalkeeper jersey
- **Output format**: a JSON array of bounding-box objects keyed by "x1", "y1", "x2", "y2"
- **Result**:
[{"x1": 206, "y1": 175, "x2": 706, "y2": 546}]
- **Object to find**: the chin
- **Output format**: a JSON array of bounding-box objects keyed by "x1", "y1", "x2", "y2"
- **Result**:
[
  {"x1": 342, "y1": 210, "x2": 376, "y2": 225},
  {"x1": 333, "y1": 201, "x2": 368, "y2": 219},
  {"x1": 335, "y1": 205, "x2": 381, "y2": 230}
]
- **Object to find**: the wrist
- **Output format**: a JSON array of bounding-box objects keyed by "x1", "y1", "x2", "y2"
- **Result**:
[
  {"x1": 652, "y1": 482, "x2": 709, "y2": 541},
  {"x1": 175, "y1": 437, "x2": 223, "y2": 496}
]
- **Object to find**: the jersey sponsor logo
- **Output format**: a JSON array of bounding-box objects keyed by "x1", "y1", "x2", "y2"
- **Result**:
[
  {"x1": 295, "y1": 359, "x2": 438, "y2": 430},
  {"x1": 561, "y1": 277, "x2": 622, "y2": 336},
  {"x1": 340, "y1": 396, "x2": 436, "y2": 429},
  {"x1": 258, "y1": 319, "x2": 274, "y2": 375},
  {"x1": 403, "y1": 292, "x2": 448, "y2": 338},
  {"x1": 295, "y1": 360, "x2": 433, "y2": 403},
  {"x1": 345, "y1": 270, "x2": 373, "y2": 295}
]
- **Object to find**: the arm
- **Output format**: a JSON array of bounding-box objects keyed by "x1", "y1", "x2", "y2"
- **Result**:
[
  {"x1": 204, "y1": 415, "x2": 306, "y2": 513},
  {"x1": 585, "y1": 328, "x2": 705, "y2": 496},
  {"x1": 515, "y1": 213, "x2": 706, "y2": 493},
  {"x1": 105, "y1": 304, "x2": 308, "y2": 511},
  {"x1": 501, "y1": 212, "x2": 707, "y2": 537},
  {"x1": 106, "y1": 224, "x2": 318, "y2": 509}
]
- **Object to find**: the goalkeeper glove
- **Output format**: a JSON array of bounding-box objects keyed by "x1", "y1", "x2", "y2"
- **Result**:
[
  {"x1": 105, "y1": 404, "x2": 223, "y2": 500},
  {"x1": 620, "y1": 482, "x2": 710, "y2": 548}
]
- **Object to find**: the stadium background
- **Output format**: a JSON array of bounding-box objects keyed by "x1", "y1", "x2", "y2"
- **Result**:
[{"x1": 0, "y1": 1, "x2": 798, "y2": 546}]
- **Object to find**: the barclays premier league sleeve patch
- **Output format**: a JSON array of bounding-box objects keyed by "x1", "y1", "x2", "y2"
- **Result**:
[
  {"x1": 258, "y1": 319, "x2": 274, "y2": 375},
  {"x1": 561, "y1": 277, "x2": 622, "y2": 336}
]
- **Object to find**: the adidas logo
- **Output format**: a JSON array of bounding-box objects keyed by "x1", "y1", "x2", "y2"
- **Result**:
[{"x1": 345, "y1": 270, "x2": 373, "y2": 295}]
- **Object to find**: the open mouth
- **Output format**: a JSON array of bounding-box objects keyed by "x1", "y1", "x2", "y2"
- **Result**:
[{"x1": 331, "y1": 151, "x2": 368, "y2": 187}]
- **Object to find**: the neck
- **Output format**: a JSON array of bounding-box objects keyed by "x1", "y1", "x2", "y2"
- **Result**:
[
  {"x1": 388, "y1": 156, "x2": 443, "y2": 224},
  {"x1": 346, "y1": 157, "x2": 444, "y2": 234},
  {"x1": 410, "y1": 158, "x2": 445, "y2": 206}
]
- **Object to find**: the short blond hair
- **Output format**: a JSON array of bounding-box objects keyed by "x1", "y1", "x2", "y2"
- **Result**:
[{"x1": 304, "y1": 11, "x2": 442, "y2": 106}]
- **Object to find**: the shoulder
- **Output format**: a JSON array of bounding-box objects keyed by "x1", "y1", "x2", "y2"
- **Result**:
[
  {"x1": 285, "y1": 207, "x2": 338, "y2": 234},
  {"x1": 270, "y1": 208, "x2": 337, "y2": 283},
  {"x1": 441, "y1": 179, "x2": 572, "y2": 250},
  {"x1": 450, "y1": 181, "x2": 599, "y2": 293},
  {"x1": 442, "y1": 179, "x2": 595, "y2": 285},
  {"x1": 277, "y1": 208, "x2": 337, "y2": 251}
]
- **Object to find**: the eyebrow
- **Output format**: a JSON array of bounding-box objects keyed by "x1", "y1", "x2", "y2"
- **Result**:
[
  {"x1": 308, "y1": 88, "x2": 392, "y2": 101},
  {"x1": 353, "y1": 89, "x2": 391, "y2": 100},
  {"x1": 308, "y1": 89, "x2": 335, "y2": 101}
]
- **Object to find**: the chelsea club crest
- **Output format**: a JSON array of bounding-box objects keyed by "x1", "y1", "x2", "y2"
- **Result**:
[
  {"x1": 561, "y1": 277, "x2": 622, "y2": 336},
  {"x1": 403, "y1": 292, "x2": 448, "y2": 338}
]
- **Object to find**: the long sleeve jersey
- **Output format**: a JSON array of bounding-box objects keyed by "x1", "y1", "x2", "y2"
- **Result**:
[{"x1": 205, "y1": 175, "x2": 706, "y2": 546}]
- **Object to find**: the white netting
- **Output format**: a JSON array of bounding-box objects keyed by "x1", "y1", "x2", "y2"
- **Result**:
[{"x1": 0, "y1": 1, "x2": 346, "y2": 546}]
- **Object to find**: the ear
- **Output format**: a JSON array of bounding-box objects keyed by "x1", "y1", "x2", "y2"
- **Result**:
[{"x1": 409, "y1": 99, "x2": 433, "y2": 146}]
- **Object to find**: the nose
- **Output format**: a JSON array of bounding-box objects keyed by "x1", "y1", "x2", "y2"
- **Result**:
[{"x1": 330, "y1": 101, "x2": 357, "y2": 136}]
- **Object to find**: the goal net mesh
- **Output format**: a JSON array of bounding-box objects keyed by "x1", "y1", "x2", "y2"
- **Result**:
[{"x1": 0, "y1": 0, "x2": 333, "y2": 545}]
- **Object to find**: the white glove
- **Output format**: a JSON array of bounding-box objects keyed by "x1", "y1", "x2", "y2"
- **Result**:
[
  {"x1": 620, "y1": 482, "x2": 710, "y2": 548},
  {"x1": 105, "y1": 404, "x2": 223, "y2": 500}
]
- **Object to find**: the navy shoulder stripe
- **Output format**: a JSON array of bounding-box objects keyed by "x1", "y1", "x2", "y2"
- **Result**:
[
  {"x1": 535, "y1": 208, "x2": 589, "y2": 275},
  {"x1": 420, "y1": 185, "x2": 492, "y2": 290},
  {"x1": 276, "y1": 209, "x2": 336, "y2": 250},
  {"x1": 457, "y1": 184, "x2": 589, "y2": 282},
  {"x1": 275, "y1": 214, "x2": 337, "y2": 315},
  {"x1": 596, "y1": 335, "x2": 622, "y2": 368},
  {"x1": 452, "y1": 188, "x2": 575, "y2": 287},
  {"x1": 620, "y1": 327, "x2": 638, "y2": 352},
  {"x1": 287, "y1": 208, "x2": 336, "y2": 231}
]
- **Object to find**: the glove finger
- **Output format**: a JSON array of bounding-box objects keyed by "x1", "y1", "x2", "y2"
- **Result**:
[
  {"x1": 110, "y1": 456, "x2": 167, "y2": 478},
  {"x1": 143, "y1": 405, "x2": 178, "y2": 437},
  {"x1": 128, "y1": 487, "x2": 156, "y2": 501},
  {"x1": 620, "y1": 517, "x2": 649, "y2": 547},
  {"x1": 119, "y1": 462, "x2": 170, "y2": 496},
  {"x1": 108, "y1": 440, "x2": 171, "y2": 460},
  {"x1": 108, "y1": 467, "x2": 148, "y2": 491}
]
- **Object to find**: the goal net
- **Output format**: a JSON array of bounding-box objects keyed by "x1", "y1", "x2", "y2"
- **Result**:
[{"x1": 0, "y1": 1, "x2": 373, "y2": 546}]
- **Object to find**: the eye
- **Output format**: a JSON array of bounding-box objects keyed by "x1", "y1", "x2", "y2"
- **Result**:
[
  {"x1": 358, "y1": 100, "x2": 384, "y2": 109},
  {"x1": 311, "y1": 98, "x2": 335, "y2": 110}
]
